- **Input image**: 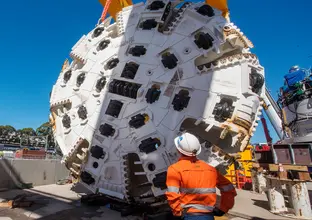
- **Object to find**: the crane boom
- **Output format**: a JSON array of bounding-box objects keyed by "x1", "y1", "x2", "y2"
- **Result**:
[
  {"x1": 99, "y1": 0, "x2": 133, "y2": 20},
  {"x1": 99, "y1": 0, "x2": 229, "y2": 21}
]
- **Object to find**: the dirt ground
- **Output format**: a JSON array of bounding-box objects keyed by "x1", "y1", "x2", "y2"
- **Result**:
[{"x1": 1, "y1": 183, "x2": 312, "y2": 220}]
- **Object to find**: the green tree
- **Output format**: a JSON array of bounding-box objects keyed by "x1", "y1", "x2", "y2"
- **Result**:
[
  {"x1": 0, "y1": 125, "x2": 17, "y2": 144},
  {"x1": 36, "y1": 122, "x2": 51, "y2": 136},
  {"x1": 18, "y1": 128, "x2": 36, "y2": 146},
  {"x1": 0, "y1": 125, "x2": 16, "y2": 136},
  {"x1": 36, "y1": 122, "x2": 55, "y2": 148},
  {"x1": 19, "y1": 128, "x2": 36, "y2": 136}
]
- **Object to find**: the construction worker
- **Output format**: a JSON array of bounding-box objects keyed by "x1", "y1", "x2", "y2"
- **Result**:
[{"x1": 165, "y1": 132, "x2": 237, "y2": 219}]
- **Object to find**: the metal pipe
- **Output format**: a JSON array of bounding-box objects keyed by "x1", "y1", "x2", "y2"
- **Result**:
[
  {"x1": 288, "y1": 182, "x2": 312, "y2": 218},
  {"x1": 265, "y1": 87, "x2": 281, "y2": 117},
  {"x1": 251, "y1": 170, "x2": 267, "y2": 194},
  {"x1": 257, "y1": 172, "x2": 267, "y2": 194},
  {"x1": 263, "y1": 88, "x2": 284, "y2": 140},
  {"x1": 251, "y1": 170, "x2": 258, "y2": 193}
]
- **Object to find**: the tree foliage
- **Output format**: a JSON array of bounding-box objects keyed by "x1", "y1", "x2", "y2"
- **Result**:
[
  {"x1": 36, "y1": 122, "x2": 52, "y2": 136},
  {"x1": 0, "y1": 121, "x2": 60, "y2": 156},
  {"x1": 36, "y1": 122, "x2": 55, "y2": 148},
  {"x1": 0, "y1": 125, "x2": 16, "y2": 136},
  {"x1": 18, "y1": 128, "x2": 36, "y2": 136},
  {"x1": 0, "y1": 122, "x2": 55, "y2": 148}
]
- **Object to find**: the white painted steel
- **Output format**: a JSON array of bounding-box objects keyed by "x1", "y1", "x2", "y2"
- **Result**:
[
  {"x1": 289, "y1": 182, "x2": 312, "y2": 218},
  {"x1": 50, "y1": 1, "x2": 264, "y2": 203},
  {"x1": 266, "y1": 178, "x2": 287, "y2": 213},
  {"x1": 263, "y1": 89, "x2": 284, "y2": 140}
]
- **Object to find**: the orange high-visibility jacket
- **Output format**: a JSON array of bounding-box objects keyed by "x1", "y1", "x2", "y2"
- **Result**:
[{"x1": 165, "y1": 156, "x2": 237, "y2": 216}]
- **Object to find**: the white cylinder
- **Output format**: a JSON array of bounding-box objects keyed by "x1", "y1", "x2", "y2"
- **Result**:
[
  {"x1": 266, "y1": 178, "x2": 287, "y2": 213},
  {"x1": 251, "y1": 170, "x2": 258, "y2": 193},
  {"x1": 263, "y1": 88, "x2": 285, "y2": 139},
  {"x1": 251, "y1": 171, "x2": 267, "y2": 194},
  {"x1": 289, "y1": 182, "x2": 312, "y2": 218},
  {"x1": 257, "y1": 172, "x2": 267, "y2": 194}
]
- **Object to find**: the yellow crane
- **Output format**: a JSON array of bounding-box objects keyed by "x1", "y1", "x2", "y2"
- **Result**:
[{"x1": 99, "y1": 0, "x2": 229, "y2": 21}]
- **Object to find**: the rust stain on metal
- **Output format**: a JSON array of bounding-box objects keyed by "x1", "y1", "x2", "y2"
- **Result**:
[
  {"x1": 210, "y1": 145, "x2": 233, "y2": 165},
  {"x1": 294, "y1": 183, "x2": 302, "y2": 201},
  {"x1": 218, "y1": 150, "x2": 225, "y2": 157},
  {"x1": 49, "y1": 112, "x2": 57, "y2": 132},
  {"x1": 221, "y1": 120, "x2": 251, "y2": 152},
  {"x1": 212, "y1": 145, "x2": 219, "y2": 153},
  {"x1": 222, "y1": 120, "x2": 249, "y2": 136},
  {"x1": 50, "y1": 99, "x2": 72, "y2": 110},
  {"x1": 234, "y1": 119, "x2": 251, "y2": 130},
  {"x1": 223, "y1": 27, "x2": 254, "y2": 48},
  {"x1": 65, "y1": 138, "x2": 90, "y2": 178},
  {"x1": 220, "y1": 126, "x2": 229, "y2": 139}
]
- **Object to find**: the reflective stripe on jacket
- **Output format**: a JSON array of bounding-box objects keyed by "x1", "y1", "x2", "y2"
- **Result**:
[{"x1": 165, "y1": 156, "x2": 237, "y2": 216}]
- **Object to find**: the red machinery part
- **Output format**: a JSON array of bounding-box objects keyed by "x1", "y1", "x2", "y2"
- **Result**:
[
  {"x1": 255, "y1": 144, "x2": 271, "y2": 152},
  {"x1": 260, "y1": 114, "x2": 273, "y2": 144}
]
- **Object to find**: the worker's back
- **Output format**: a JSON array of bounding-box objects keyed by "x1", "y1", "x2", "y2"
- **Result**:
[
  {"x1": 166, "y1": 133, "x2": 236, "y2": 218},
  {"x1": 168, "y1": 156, "x2": 218, "y2": 214}
]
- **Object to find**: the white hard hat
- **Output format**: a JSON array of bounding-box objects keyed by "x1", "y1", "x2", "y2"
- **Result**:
[{"x1": 174, "y1": 132, "x2": 201, "y2": 157}]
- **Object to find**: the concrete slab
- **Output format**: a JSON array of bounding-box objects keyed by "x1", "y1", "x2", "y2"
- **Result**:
[
  {"x1": 24, "y1": 202, "x2": 73, "y2": 219},
  {"x1": 1, "y1": 183, "x2": 311, "y2": 220},
  {"x1": 24, "y1": 184, "x2": 80, "y2": 202},
  {"x1": 0, "y1": 159, "x2": 69, "y2": 190},
  {"x1": 0, "y1": 184, "x2": 78, "y2": 220}
]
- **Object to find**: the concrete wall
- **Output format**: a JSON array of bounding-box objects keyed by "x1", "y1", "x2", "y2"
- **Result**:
[{"x1": 0, "y1": 159, "x2": 69, "y2": 189}]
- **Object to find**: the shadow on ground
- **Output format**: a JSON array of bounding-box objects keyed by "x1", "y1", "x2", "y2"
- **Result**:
[
  {"x1": 251, "y1": 199, "x2": 270, "y2": 210},
  {"x1": 0, "y1": 184, "x2": 109, "y2": 220},
  {"x1": 0, "y1": 158, "x2": 102, "y2": 220}
]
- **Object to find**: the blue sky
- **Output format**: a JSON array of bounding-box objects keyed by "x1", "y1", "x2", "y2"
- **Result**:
[{"x1": 0, "y1": 0, "x2": 311, "y2": 144}]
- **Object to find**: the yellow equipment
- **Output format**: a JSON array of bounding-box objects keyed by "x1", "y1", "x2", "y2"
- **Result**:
[
  {"x1": 99, "y1": 0, "x2": 229, "y2": 21},
  {"x1": 225, "y1": 145, "x2": 253, "y2": 185},
  {"x1": 99, "y1": 0, "x2": 133, "y2": 20},
  {"x1": 206, "y1": 0, "x2": 229, "y2": 20}
]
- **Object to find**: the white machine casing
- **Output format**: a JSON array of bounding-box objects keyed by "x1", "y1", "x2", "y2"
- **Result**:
[{"x1": 49, "y1": 0, "x2": 265, "y2": 203}]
